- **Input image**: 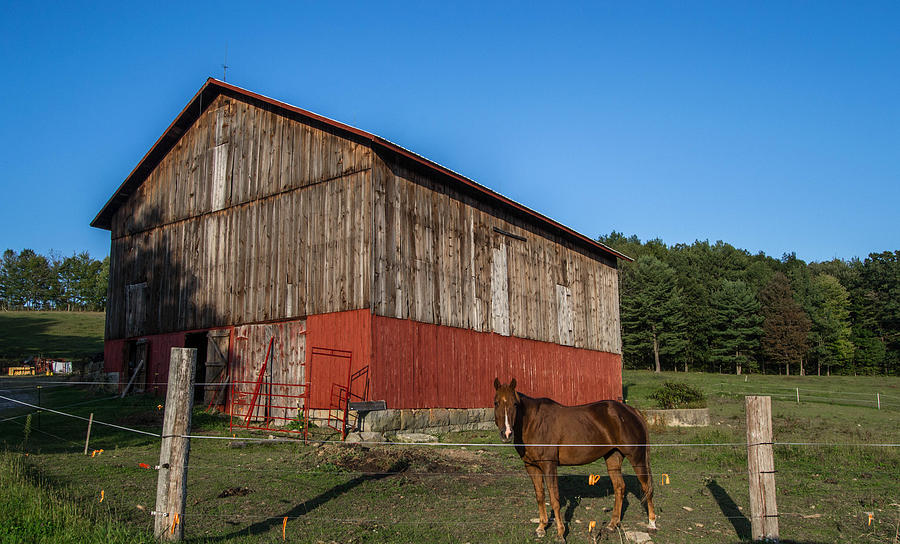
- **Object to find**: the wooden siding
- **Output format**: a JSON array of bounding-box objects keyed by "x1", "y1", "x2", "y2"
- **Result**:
[
  {"x1": 106, "y1": 95, "x2": 373, "y2": 340},
  {"x1": 105, "y1": 92, "x2": 621, "y2": 366},
  {"x1": 230, "y1": 321, "x2": 307, "y2": 422},
  {"x1": 372, "y1": 314, "x2": 622, "y2": 409},
  {"x1": 372, "y1": 152, "x2": 622, "y2": 354}
]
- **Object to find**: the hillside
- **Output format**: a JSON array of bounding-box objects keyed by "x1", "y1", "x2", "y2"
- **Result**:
[{"x1": 0, "y1": 311, "x2": 105, "y2": 364}]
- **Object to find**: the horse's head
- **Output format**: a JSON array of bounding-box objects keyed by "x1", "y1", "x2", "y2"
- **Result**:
[{"x1": 493, "y1": 377, "x2": 519, "y2": 443}]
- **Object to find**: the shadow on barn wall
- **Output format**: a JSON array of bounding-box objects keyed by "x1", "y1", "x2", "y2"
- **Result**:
[{"x1": 107, "y1": 202, "x2": 225, "y2": 395}]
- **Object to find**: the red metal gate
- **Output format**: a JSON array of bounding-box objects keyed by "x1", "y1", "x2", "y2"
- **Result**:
[
  {"x1": 229, "y1": 337, "x2": 311, "y2": 440},
  {"x1": 310, "y1": 347, "x2": 369, "y2": 439}
]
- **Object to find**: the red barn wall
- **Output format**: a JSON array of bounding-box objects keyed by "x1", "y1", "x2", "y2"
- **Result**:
[
  {"x1": 103, "y1": 332, "x2": 185, "y2": 395},
  {"x1": 103, "y1": 309, "x2": 621, "y2": 411},
  {"x1": 306, "y1": 309, "x2": 373, "y2": 409},
  {"x1": 371, "y1": 315, "x2": 622, "y2": 409}
]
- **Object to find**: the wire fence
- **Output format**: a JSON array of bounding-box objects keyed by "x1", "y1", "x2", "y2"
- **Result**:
[{"x1": 2, "y1": 385, "x2": 899, "y2": 543}]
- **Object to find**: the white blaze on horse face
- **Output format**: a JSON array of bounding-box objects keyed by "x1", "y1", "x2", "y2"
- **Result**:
[{"x1": 504, "y1": 409, "x2": 512, "y2": 439}]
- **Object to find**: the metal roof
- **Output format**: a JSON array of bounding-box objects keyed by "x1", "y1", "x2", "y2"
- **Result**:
[{"x1": 91, "y1": 78, "x2": 631, "y2": 262}]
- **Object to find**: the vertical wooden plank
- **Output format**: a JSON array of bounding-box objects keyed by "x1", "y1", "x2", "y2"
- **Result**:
[
  {"x1": 373, "y1": 161, "x2": 387, "y2": 315},
  {"x1": 391, "y1": 170, "x2": 404, "y2": 319},
  {"x1": 491, "y1": 242, "x2": 509, "y2": 336}
]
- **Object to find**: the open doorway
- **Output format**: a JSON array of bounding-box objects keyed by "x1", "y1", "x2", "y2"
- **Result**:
[
  {"x1": 123, "y1": 339, "x2": 148, "y2": 394},
  {"x1": 184, "y1": 332, "x2": 208, "y2": 405}
]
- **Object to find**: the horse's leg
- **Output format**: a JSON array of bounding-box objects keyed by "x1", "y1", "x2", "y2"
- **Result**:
[
  {"x1": 629, "y1": 449, "x2": 657, "y2": 531},
  {"x1": 525, "y1": 463, "x2": 549, "y2": 537},
  {"x1": 542, "y1": 462, "x2": 566, "y2": 541},
  {"x1": 605, "y1": 451, "x2": 625, "y2": 531}
]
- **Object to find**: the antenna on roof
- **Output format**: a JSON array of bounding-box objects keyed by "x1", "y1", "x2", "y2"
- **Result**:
[{"x1": 222, "y1": 43, "x2": 229, "y2": 82}]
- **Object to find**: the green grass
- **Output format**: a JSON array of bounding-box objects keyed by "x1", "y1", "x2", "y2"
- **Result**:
[
  {"x1": 0, "y1": 451, "x2": 157, "y2": 544},
  {"x1": 0, "y1": 311, "x2": 105, "y2": 364},
  {"x1": 1, "y1": 373, "x2": 899, "y2": 543}
]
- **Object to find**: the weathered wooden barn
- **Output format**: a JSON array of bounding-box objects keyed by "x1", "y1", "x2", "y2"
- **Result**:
[{"x1": 91, "y1": 78, "x2": 630, "y2": 417}]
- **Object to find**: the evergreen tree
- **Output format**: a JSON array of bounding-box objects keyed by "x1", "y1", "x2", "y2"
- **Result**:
[
  {"x1": 857, "y1": 251, "x2": 900, "y2": 374},
  {"x1": 668, "y1": 243, "x2": 715, "y2": 371},
  {"x1": 620, "y1": 255, "x2": 688, "y2": 372},
  {"x1": 1, "y1": 249, "x2": 26, "y2": 309},
  {"x1": 760, "y1": 272, "x2": 810, "y2": 375},
  {"x1": 807, "y1": 274, "x2": 854, "y2": 375},
  {"x1": 709, "y1": 280, "x2": 763, "y2": 374}
]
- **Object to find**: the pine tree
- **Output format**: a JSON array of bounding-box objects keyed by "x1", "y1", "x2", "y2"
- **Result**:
[
  {"x1": 808, "y1": 274, "x2": 854, "y2": 375},
  {"x1": 620, "y1": 256, "x2": 687, "y2": 372},
  {"x1": 709, "y1": 280, "x2": 763, "y2": 374}
]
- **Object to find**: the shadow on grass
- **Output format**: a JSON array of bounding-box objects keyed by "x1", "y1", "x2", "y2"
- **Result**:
[
  {"x1": 558, "y1": 473, "x2": 647, "y2": 531},
  {"x1": 209, "y1": 459, "x2": 411, "y2": 542},
  {"x1": 706, "y1": 478, "x2": 751, "y2": 540},
  {"x1": 0, "y1": 313, "x2": 105, "y2": 362}
]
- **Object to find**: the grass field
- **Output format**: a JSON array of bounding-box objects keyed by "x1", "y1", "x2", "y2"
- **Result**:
[
  {"x1": 1, "y1": 371, "x2": 898, "y2": 543},
  {"x1": 0, "y1": 311, "x2": 105, "y2": 364}
]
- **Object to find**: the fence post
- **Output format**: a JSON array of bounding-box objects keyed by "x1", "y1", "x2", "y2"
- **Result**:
[
  {"x1": 876, "y1": 393, "x2": 880, "y2": 410},
  {"x1": 746, "y1": 395, "x2": 779, "y2": 541},
  {"x1": 83, "y1": 413, "x2": 93, "y2": 455},
  {"x1": 154, "y1": 348, "x2": 196, "y2": 541},
  {"x1": 795, "y1": 387, "x2": 799, "y2": 404}
]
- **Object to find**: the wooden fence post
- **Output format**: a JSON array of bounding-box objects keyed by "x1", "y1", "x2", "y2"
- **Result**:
[
  {"x1": 154, "y1": 348, "x2": 196, "y2": 541},
  {"x1": 83, "y1": 413, "x2": 93, "y2": 455},
  {"x1": 746, "y1": 395, "x2": 779, "y2": 541}
]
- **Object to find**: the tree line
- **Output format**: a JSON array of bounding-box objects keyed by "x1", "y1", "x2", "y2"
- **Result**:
[
  {"x1": 0, "y1": 249, "x2": 109, "y2": 311},
  {"x1": 598, "y1": 233, "x2": 899, "y2": 376}
]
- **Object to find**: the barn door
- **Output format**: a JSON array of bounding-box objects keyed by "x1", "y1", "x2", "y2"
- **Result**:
[
  {"x1": 205, "y1": 329, "x2": 230, "y2": 407},
  {"x1": 125, "y1": 282, "x2": 148, "y2": 337},
  {"x1": 124, "y1": 339, "x2": 148, "y2": 394}
]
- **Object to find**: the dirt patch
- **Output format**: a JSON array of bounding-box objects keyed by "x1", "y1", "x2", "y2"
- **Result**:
[
  {"x1": 218, "y1": 486, "x2": 252, "y2": 498},
  {"x1": 323, "y1": 444, "x2": 497, "y2": 476}
]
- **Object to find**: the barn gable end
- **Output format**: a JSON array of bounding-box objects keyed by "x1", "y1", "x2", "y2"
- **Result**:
[{"x1": 94, "y1": 79, "x2": 628, "y2": 411}]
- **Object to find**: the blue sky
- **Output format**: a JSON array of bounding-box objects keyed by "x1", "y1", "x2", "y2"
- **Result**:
[{"x1": 1, "y1": 2, "x2": 897, "y2": 263}]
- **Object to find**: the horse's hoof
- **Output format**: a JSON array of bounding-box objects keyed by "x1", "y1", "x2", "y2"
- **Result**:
[
  {"x1": 647, "y1": 520, "x2": 658, "y2": 532},
  {"x1": 535, "y1": 526, "x2": 546, "y2": 538}
]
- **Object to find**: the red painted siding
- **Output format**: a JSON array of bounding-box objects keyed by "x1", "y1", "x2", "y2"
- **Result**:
[
  {"x1": 104, "y1": 339, "x2": 126, "y2": 375},
  {"x1": 103, "y1": 310, "x2": 621, "y2": 410},
  {"x1": 102, "y1": 332, "x2": 185, "y2": 394},
  {"x1": 371, "y1": 315, "x2": 622, "y2": 409},
  {"x1": 306, "y1": 310, "x2": 373, "y2": 409},
  {"x1": 144, "y1": 332, "x2": 187, "y2": 395}
]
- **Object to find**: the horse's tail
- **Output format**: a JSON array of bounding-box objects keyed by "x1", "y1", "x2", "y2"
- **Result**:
[
  {"x1": 637, "y1": 413, "x2": 654, "y2": 506},
  {"x1": 639, "y1": 444, "x2": 654, "y2": 505},
  {"x1": 640, "y1": 469, "x2": 654, "y2": 505}
]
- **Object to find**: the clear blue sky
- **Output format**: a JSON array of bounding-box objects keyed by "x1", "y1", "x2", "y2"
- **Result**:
[{"x1": 1, "y1": 2, "x2": 897, "y2": 263}]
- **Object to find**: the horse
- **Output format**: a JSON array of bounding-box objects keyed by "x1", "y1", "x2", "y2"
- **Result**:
[{"x1": 493, "y1": 378, "x2": 656, "y2": 540}]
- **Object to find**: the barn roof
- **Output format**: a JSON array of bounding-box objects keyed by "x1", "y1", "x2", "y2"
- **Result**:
[{"x1": 91, "y1": 78, "x2": 631, "y2": 262}]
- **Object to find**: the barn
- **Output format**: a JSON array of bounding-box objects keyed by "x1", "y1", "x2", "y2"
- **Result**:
[{"x1": 91, "y1": 78, "x2": 630, "y2": 428}]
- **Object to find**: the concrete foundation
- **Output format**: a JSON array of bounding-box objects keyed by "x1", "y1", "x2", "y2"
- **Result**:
[
  {"x1": 309, "y1": 407, "x2": 495, "y2": 434},
  {"x1": 642, "y1": 407, "x2": 709, "y2": 427}
]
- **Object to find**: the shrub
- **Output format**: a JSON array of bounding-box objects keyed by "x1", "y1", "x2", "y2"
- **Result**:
[{"x1": 649, "y1": 381, "x2": 707, "y2": 409}]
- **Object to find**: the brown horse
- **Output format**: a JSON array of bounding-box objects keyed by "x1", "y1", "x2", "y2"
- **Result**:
[{"x1": 493, "y1": 378, "x2": 656, "y2": 540}]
